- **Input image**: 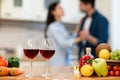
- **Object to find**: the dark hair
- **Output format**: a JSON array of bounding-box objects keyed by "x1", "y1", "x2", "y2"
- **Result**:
[
  {"x1": 44, "y1": 2, "x2": 59, "y2": 38},
  {"x1": 80, "y1": 0, "x2": 95, "y2": 8}
]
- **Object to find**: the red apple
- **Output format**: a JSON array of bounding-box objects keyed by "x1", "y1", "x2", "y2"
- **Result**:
[
  {"x1": 115, "y1": 71, "x2": 120, "y2": 76},
  {"x1": 109, "y1": 71, "x2": 114, "y2": 76},
  {"x1": 113, "y1": 66, "x2": 118, "y2": 71},
  {"x1": 107, "y1": 65, "x2": 112, "y2": 71}
]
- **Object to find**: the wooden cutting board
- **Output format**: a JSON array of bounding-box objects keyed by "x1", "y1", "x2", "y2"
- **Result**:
[{"x1": 0, "y1": 62, "x2": 120, "y2": 80}]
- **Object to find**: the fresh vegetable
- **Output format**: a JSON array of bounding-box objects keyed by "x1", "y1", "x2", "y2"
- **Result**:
[
  {"x1": 8, "y1": 56, "x2": 20, "y2": 68},
  {"x1": 80, "y1": 48, "x2": 93, "y2": 67},
  {"x1": 109, "y1": 71, "x2": 114, "y2": 76},
  {"x1": 115, "y1": 71, "x2": 120, "y2": 76},
  {"x1": 10, "y1": 68, "x2": 24, "y2": 76},
  {"x1": 107, "y1": 65, "x2": 112, "y2": 71},
  {"x1": 80, "y1": 65, "x2": 94, "y2": 77},
  {"x1": 0, "y1": 56, "x2": 5, "y2": 60},
  {"x1": 118, "y1": 67, "x2": 120, "y2": 71},
  {"x1": 0, "y1": 66, "x2": 10, "y2": 76},
  {"x1": 92, "y1": 58, "x2": 108, "y2": 77},
  {"x1": 108, "y1": 65, "x2": 120, "y2": 76},
  {"x1": 0, "y1": 56, "x2": 8, "y2": 67},
  {"x1": 113, "y1": 66, "x2": 118, "y2": 71}
]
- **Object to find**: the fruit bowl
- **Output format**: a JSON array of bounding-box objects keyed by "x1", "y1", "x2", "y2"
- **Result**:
[{"x1": 106, "y1": 60, "x2": 120, "y2": 66}]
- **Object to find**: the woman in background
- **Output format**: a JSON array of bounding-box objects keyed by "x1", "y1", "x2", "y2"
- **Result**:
[{"x1": 45, "y1": 2, "x2": 81, "y2": 66}]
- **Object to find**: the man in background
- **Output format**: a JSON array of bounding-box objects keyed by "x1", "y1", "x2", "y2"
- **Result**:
[{"x1": 78, "y1": 0, "x2": 109, "y2": 58}]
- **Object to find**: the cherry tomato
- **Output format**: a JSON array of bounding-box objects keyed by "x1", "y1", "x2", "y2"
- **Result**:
[
  {"x1": 113, "y1": 66, "x2": 118, "y2": 71},
  {"x1": 109, "y1": 71, "x2": 114, "y2": 76},
  {"x1": 115, "y1": 71, "x2": 120, "y2": 76},
  {"x1": 118, "y1": 67, "x2": 120, "y2": 71},
  {"x1": 107, "y1": 65, "x2": 112, "y2": 71},
  {"x1": 82, "y1": 56, "x2": 87, "y2": 61}
]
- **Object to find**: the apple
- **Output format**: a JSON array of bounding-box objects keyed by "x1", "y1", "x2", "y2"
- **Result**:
[
  {"x1": 107, "y1": 65, "x2": 112, "y2": 71},
  {"x1": 109, "y1": 71, "x2": 114, "y2": 76},
  {"x1": 115, "y1": 71, "x2": 120, "y2": 76},
  {"x1": 113, "y1": 66, "x2": 118, "y2": 71}
]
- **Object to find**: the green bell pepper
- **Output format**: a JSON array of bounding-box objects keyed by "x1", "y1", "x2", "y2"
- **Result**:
[
  {"x1": 92, "y1": 58, "x2": 108, "y2": 77},
  {"x1": 8, "y1": 56, "x2": 20, "y2": 68}
]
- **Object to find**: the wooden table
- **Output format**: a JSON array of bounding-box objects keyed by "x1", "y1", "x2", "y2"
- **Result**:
[{"x1": 0, "y1": 61, "x2": 120, "y2": 80}]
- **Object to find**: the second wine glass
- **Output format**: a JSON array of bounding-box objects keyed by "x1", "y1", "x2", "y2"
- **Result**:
[{"x1": 40, "y1": 38, "x2": 55, "y2": 78}]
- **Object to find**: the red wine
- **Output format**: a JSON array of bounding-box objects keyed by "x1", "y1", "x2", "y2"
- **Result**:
[
  {"x1": 40, "y1": 50, "x2": 55, "y2": 60},
  {"x1": 24, "y1": 49, "x2": 39, "y2": 59}
]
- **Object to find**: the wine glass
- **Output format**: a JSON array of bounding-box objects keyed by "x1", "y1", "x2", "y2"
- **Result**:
[
  {"x1": 40, "y1": 38, "x2": 55, "y2": 78},
  {"x1": 23, "y1": 35, "x2": 39, "y2": 77}
]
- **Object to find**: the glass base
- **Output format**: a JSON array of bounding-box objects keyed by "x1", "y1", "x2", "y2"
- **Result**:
[
  {"x1": 42, "y1": 73, "x2": 51, "y2": 79},
  {"x1": 25, "y1": 73, "x2": 34, "y2": 78}
]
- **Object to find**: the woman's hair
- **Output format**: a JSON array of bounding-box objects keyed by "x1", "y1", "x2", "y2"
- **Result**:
[{"x1": 44, "y1": 2, "x2": 59, "y2": 38}]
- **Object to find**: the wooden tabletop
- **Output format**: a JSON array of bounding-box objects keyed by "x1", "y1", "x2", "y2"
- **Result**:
[{"x1": 0, "y1": 61, "x2": 120, "y2": 80}]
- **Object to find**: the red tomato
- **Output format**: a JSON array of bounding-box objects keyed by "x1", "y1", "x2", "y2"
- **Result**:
[
  {"x1": 118, "y1": 67, "x2": 120, "y2": 71},
  {"x1": 107, "y1": 65, "x2": 112, "y2": 71},
  {"x1": 109, "y1": 71, "x2": 114, "y2": 76},
  {"x1": 0, "y1": 56, "x2": 5, "y2": 60},
  {"x1": 113, "y1": 66, "x2": 118, "y2": 71},
  {"x1": 0, "y1": 59, "x2": 8, "y2": 67},
  {"x1": 115, "y1": 71, "x2": 120, "y2": 76},
  {"x1": 82, "y1": 56, "x2": 87, "y2": 61},
  {"x1": 85, "y1": 55, "x2": 90, "y2": 60}
]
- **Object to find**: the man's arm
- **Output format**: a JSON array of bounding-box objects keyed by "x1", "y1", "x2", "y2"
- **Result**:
[
  {"x1": 87, "y1": 34, "x2": 98, "y2": 46},
  {"x1": 87, "y1": 19, "x2": 109, "y2": 46}
]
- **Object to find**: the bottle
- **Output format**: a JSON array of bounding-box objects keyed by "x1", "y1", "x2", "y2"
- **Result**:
[
  {"x1": 86, "y1": 47, "x2": 94, "y2": 58},
  {"x1": 80, "y1": 47, "x2": 94, "y2": 67}
]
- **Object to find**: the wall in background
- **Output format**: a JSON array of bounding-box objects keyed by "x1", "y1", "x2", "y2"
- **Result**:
[
  {"x1": 0, "y1": 0, "x2": 111, "y2": 23},
  {"x1": 1, "y1": 0, "x2": 46, "y2": 21},
  {"x1": 111, "y1": 0, "x2": 120, "y2": 49},
  {"x1": 1, "y1": 0, "x2": 120, "y2": 50}
]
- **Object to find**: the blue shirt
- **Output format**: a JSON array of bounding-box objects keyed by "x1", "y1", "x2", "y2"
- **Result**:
[
  {"x1": 47, "y1": 22, "x2": 77, "y2": 66},
  {"x1": 78, "y1": 10, "x2": 109, "y2": 58}
]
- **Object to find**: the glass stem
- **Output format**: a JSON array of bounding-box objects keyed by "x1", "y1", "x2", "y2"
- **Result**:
[
  {"x1": 30, "y1": 59, "x2": 33, "y2": 76},
  {"x1": 45, "y1": 60, "x2": 49, "y2": 74},
  {"x1": 44, "y1": 60, "x2": 49, "y2": 78}
]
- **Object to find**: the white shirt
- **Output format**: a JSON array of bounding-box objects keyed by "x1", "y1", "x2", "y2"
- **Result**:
[
  {"x1": 84, "y1": 17, "x2": 92, "y2": 30},
  {"x1": 81, "y1": 17, "x2": 92, "y2": 56}
]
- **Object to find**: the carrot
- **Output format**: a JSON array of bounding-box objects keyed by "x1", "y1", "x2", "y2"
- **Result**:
[
  {"x1": 10, "y1": 68, "x2": 24, "y2": 76},
  {"x1": 0, "y1": 66, "x2": 10, "y2": 76}
]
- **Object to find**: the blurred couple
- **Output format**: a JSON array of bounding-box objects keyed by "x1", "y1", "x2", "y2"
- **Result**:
[{"x1": 44, "y1": 0, "x2": 109, "y2": 66}]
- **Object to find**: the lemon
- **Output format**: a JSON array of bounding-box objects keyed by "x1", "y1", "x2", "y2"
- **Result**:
[
  {"x1": 99, "y1": 49, "x2": 110, "y2": 60},
  {"x1": 80, "y1": 65, "x2": 94, "y2": 77}
]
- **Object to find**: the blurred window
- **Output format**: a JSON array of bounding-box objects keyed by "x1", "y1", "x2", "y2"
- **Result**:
[
  {"x1": 14, "y1": 0, "x2": 22, "y2": 7},
  {"x1": 44, "y1": 0, "x2": 59, "y2": 9}
]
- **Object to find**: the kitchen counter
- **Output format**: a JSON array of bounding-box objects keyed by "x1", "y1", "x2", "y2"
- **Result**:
[{"x1": 0, "y1": 61, "x2": 120, "y2": 80}]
